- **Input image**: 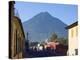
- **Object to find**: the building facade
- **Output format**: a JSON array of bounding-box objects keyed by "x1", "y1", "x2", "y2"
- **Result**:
[
  {"x1": 66, "y1": 22, "x2": 78, "y2": 56},
  {"x1": 9, "y1": 1, "x2": 25, "y2": 59}
]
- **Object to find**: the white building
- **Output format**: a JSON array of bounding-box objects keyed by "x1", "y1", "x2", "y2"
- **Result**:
[{"x1": 66, "y1": 22, "x2": 78, "y2": 56}]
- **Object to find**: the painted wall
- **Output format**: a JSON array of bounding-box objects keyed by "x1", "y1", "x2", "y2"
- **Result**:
[{"x1": 68, "y1": 26, "x2": 78, "y2": 55}]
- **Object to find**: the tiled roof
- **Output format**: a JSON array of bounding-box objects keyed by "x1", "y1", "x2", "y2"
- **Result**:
[{"x1": 65, "y1": 21, "x2": 78, "y2": 29}]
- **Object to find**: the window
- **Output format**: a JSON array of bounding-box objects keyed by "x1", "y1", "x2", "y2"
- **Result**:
[
  {"x1": 14, "y1": 30, "x2": 21, "y2": 57},
  {"x1": 76, "y1": 27, "x2": 78, "y2": 36},
  {"x1": 17, "y1": 36, "x2": 22, "y2": 53},
  {"x1": 71, "y1": 29, "x2": 74, "y2": 37},
  {"x1": 14, "y1": 30, "x2": 17, "y2": 57},
  {"x1": 14, "y1": 29, "x2": 23, "y2": 57},
  {"x1": 75, "y1": 49, "x2": 78, "y2": 55},
  {"x1": 16, "y1": 31, "x2": 22, "y2": 54},
  {"x1": 16, "y1": 30, "x2": 17, "y2": 55}
]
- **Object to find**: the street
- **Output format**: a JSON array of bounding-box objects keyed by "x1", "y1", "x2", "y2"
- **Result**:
[{"x1": 23, "y1": 48, "x2": 66, "y2": 58}]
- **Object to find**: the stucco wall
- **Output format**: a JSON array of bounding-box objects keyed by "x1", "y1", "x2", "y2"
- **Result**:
[{"x1": 68, "y1": 26, "x2": 78, "y2": 56}]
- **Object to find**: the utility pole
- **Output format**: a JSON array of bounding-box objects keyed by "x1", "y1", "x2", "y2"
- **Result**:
[
  {"x1": 26, "y1": 32, "x2": 29, "y2": 41},
  {"x1": 25, "y1": 32, "x2": 29, "y2": 51}
]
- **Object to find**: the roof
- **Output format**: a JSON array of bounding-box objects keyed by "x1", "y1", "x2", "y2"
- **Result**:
[{"x1": 65, "y1": 21, "x2": 78, "y2": 29}]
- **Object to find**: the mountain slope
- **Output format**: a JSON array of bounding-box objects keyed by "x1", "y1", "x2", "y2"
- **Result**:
[{"x1": 23, "y1": 12, "x2": 68, "y2": 42}]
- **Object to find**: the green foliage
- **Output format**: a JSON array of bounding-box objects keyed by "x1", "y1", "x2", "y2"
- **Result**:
[
  {"x1": 49, "y1": 32, "x2": 68, "y2": 45},
  {"x1": 58, "y1": 37, "x2": 68, "y2": 45},
  {"x1": 50, "y1": 32, "x2": 58, "y2": 42}
]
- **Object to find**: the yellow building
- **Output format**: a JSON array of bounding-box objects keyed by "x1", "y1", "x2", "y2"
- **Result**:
[
  {"x1": 9, "y1": 1, "x2": 25, "y2": 59},
  {"x1": 66, "y1": 21, "x2": 78, "y2": 56}
]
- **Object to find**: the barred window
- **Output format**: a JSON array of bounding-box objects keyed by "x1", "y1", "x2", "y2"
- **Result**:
[{"x1": 75, "y1": 49, "x2": 78, "y2": 55}]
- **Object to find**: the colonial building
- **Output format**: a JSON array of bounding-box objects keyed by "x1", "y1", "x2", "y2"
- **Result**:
[
  {"x1": 9, "y1": 1, "x2": 25, "y2": 59},
  {"x1": 66, "y1": 21, "x2": 78, "y2": 56}
]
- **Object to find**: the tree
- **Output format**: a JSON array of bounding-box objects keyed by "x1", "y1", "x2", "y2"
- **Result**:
[
  {"x1": 50, "y1": 32, "x2": 58, "y2": 42},
  {"x1": 58, "y1": 37, "x2": 68, "y2": 45}
]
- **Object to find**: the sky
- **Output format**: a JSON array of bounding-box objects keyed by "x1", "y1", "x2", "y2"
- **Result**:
[{"x1": 14, "y1": 1, "x2": 78, "y2": 25}]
